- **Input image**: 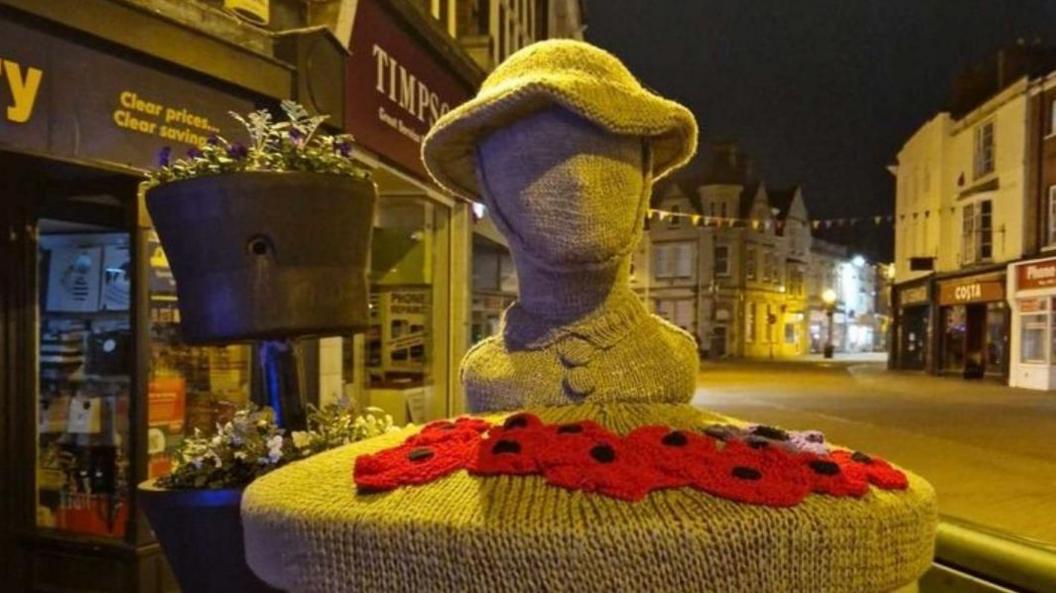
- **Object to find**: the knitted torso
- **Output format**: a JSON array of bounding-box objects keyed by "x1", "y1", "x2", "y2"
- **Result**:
[{"x1": 462, "y1": 288, "x2": 698, "y2": 411}]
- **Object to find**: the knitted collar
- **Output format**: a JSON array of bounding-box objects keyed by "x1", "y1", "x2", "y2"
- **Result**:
[{"x1": 501, "y1": 288, "x2": 649, "y2": 351}]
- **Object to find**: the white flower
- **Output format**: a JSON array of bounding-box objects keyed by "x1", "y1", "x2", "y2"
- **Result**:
[
  {"x1": 266, "y1": 435, "x2": 284, "y2": 463},
  {"x1": 211, "y1": 435, "x2": 222, "y2": 447},
  {"x1": 291, "y1": 431, "x2": 311, "y2": 449},
  {"x1": 234, "y1": 451, "x2": 248, "y2": 461},
  {"x1": 190, "y1": 456, "x2": 203, "y2": 470}
]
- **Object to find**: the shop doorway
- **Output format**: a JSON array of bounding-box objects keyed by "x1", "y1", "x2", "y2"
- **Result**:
[
  {"x1": 711, "y1": 325, "x2": 727, "y2": 358},
  {"x1": 899, "y1": 306, "x2": 928, "y2": 370},
  {"x1": 964, "y1": 304, "x2": 987, "y2": 378}
]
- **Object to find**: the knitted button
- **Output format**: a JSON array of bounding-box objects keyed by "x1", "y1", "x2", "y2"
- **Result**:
[
  {"x1": 556, "y1": 336, "x2": 595, "y2": 367},
  {"x1": 408, "y1": 448, "x2": 434, "y2": 462},
  {"x1": 562, "y1": 367, "x2": 596, "y2": 397},
  {"x1": 661, "y1": 431, "x2": 689, "y2": 447},
  {"x1": 808, "y1": 460, "x2": 840, "y2": 476},
  {"x1": 589, "y1": 443, "x2": 616, "y2": 463}
]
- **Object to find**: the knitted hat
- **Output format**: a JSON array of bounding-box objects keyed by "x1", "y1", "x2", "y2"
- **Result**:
[{"x1": 422, "y1": 39, "x2": 698, "y2": 200}]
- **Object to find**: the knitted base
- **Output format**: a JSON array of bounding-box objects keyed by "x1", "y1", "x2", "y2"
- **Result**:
[{"x1": 242, "y1": 404, "x2": 936, "y2": 593}]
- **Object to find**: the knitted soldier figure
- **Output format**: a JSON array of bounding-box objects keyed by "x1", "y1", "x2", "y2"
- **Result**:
[
  {"x1": 242, "y1": 41, "x2": 936, "y2": 593},
  {"x1": 458, "y1": 106, "x2": 698, "y2": 410}
]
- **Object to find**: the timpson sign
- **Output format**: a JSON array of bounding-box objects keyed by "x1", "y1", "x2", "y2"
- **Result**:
[
  {"x1": 346, "y1": 0, "x2": 473, "y2": 180},
  {"x1": 1016, "y1": 258, "x2": 1056, "y2": 291}
]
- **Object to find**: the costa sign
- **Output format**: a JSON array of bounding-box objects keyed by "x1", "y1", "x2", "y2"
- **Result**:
[
  {"x1": 1016, "y1": 258, "x2": 1056, "y2": 291},
  {"x1": 346, "y1": 0, "x2": 473, "y2": 180},
  {"x1": 938, "y1": 276, "x2": 1004, "y2": 305}
]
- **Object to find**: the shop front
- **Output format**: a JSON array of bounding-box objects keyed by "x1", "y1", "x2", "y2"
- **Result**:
[
  {"x1": 892, "y1": 279, "x2": 931, "y2": 370},
  {"x1": 342, "y1": 0, "x2": 477, "y2": 421},
  {"x1": 935, "y1": 271, "x2": 1008, "y2": 379},
  {"x1": 1009, "y1": 256, "x2": 1056, "y2": 390},
  {"x1": 0, "y1": 7, "x2": 296, "y2": 592}
]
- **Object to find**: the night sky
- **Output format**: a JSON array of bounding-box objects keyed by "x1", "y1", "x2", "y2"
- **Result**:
[{"x1": 585, "y1": 0, "x2": 1056, "y2": 260}]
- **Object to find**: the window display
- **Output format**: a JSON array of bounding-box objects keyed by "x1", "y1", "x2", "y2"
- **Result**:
[
  {"x1": 36, "y1": 227, "x2": 131, "y2": 538},
  {"x1": 145, "y1": 231, "x2": 252, "y2": 480},
  {"x1": 345, "y1": 194, "x2": 452, "y2": 424}
]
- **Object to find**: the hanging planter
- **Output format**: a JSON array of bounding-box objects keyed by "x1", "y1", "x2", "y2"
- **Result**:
[{"x1": 143, "y1": 101, "x2": 377, "y2": 344}]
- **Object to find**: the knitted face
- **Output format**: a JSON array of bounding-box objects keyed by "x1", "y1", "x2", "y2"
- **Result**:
[{"x1": 475, "y1": 106, "x2": 649, "y2": 269}]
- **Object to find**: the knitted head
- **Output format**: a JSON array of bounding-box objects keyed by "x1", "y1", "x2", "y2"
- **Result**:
[{"x1": 474, "y1": 106, "x2": 650, "y2": 269}]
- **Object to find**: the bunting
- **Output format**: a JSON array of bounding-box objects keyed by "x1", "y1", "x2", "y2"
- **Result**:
[{"x1": 645, "y1": 208, "x2": 899, "y2": 229}]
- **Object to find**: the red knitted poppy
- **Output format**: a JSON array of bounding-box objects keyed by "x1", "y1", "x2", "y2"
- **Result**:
[
  {"x1": 536, "y1": 431, "x2": 661, "y2": 501},
  {"x1": 690, "y1": 441, "x2": 813, "y2": 507},
  {"x1": 798, "y1": 453, "x2": 869, "y2": 497},
  {"x1": 831, "y1": 450, "x2": 909, "y2": 490},
  {"x1": 354, "y1": 438, "x2": 474, "y2": 493},
  {"x1": 625, "y1": 426, "x2": 719, "y2": 489},
  {"x1": 467, "y1": 430, "x2": 545, "y2": 475},
  {"x1": 409, "y1": 416, "x2": 492, "y2": 446}
]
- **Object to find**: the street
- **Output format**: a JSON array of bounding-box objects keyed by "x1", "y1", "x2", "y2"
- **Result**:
[{"x1": 695, "y1": 357, "x2": 1056, "y2": 547}]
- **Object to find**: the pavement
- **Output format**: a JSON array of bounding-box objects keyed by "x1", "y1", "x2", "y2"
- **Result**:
[{"x1": 694, "y1": 356, "x2": 1056, "y2": 546}]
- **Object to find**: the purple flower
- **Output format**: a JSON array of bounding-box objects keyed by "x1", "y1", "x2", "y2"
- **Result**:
[
  {"x1": 288, "y1": 128, "x2": 305, "y2": 146},
  {"x1": 227, "y1": 143, "x2": 248, "y2": 160},
  {"x1": 206, "y1": 135, "x2": 220, "y2": 146},
  {"x1": 157, "y1": 146, "x2": 172, "y2": 167},
  {"x1": 186, "y1": 147, "x2": 203, "y2": 159},
  {"x1": 336, "y1": 140, "x2": 352, "y2": 157}
]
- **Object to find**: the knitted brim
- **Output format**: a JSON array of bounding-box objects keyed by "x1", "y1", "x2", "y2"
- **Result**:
[
  {"x1": 243, "y1": 403, "x2": 937, "y2": 593},
  {"x1": 422, "y1": 47, "x2": 698, "y2": 201}
]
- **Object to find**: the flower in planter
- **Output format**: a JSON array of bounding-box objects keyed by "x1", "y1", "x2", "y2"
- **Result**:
[
  {"x1": 158, "y1": 400, "x2": 396, "y2": 490},
  {"x1": 143, "y1": 100, "x2": 371, "y2": 188}
]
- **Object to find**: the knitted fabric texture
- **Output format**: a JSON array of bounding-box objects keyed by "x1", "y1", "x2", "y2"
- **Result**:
[
  {"x1": 421, "y1": 39, "x2": 698, "y2": 201},
  {"x1": 461, "y1": 107, "x2": 698, "y2": 412},
  {"x1": 242, "y1": 404, "x2": 938, "y2": 593}
]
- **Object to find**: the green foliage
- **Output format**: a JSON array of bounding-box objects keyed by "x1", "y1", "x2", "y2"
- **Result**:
[
  {"x1": 158, "y1": 400, "x2": 395, "y2": 490},
  {"x1": 144, "y1": 100, "x2": 371, "y2": 187}
]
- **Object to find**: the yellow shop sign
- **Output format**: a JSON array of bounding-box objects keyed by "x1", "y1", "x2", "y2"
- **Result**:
[{"x1": 0, "y1": 58, "x2": 42, "y2": 124}]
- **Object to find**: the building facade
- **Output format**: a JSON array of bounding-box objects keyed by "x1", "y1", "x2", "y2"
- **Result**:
[
  {"x1": 891, "y1": 45, "x2": 1056, "y2": 381},
  {"x1": 1009, "y1": 67, "x2": 1056, "y2": 389},
  {"x1": 642, "y1": 146, "x2": 837, "y2": 359}
]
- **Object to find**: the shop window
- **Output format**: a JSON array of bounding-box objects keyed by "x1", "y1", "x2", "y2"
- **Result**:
[
  {"x1": 1020, "y1": 299, "x2": 1047, "y2": 363},
  {"x1": 942, "y1": 305, "x2": 967, "y2": 372},
  {"x1": 714, "y1": 245, "x2": 730, "y2": 277},
  {"x1": 37, "y1": 226, "x2": 133, "y2": 538},
  {"x1": 973, "y1": 120, "x2": 995, "y2": 179},
  {"x1": 145, "y1": 232, "x2": 252, "y2": 483},
  {"x1": 344, "y1": 194, "x2": 452, "y2": 423},
  {"x1": 784, "y1": 322, "x2": 796, "y2": 344}
]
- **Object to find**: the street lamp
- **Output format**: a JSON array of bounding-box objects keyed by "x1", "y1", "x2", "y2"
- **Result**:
[{"x1": 822, "y1": 288, "x2": 837, "y2": 359}]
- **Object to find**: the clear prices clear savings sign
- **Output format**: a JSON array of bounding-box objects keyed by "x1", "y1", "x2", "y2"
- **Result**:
[{"x1": 346, "y1": 0, "x2": 475, "y2": 181}]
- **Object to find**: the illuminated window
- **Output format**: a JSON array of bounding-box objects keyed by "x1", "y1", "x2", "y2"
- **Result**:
[{"x1": 746, "y1": 246, "x2": 757, "y2": 281}]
